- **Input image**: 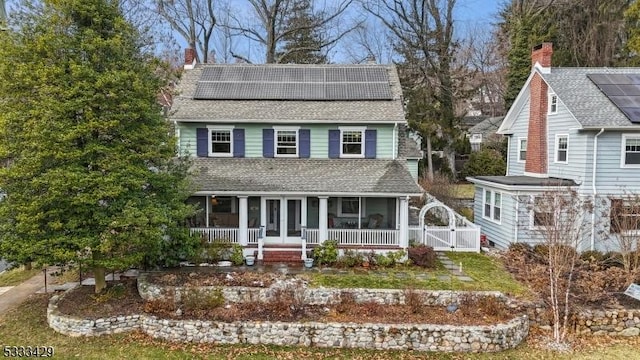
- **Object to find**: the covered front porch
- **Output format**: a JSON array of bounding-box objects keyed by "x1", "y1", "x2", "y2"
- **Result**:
[{"x1": 187, "y1": 195, "x2": 412, "y2": 259}]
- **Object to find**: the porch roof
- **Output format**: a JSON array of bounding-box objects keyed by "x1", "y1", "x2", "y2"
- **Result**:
[{"x1": 191, "y1": 158, "x2": 423, "y2": 196}]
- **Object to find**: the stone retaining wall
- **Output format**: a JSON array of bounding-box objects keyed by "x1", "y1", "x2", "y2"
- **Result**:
[
  {"x1": 574, "y1": 309, "x2": 640, "y2": 336},
  {"x1": 137, "y1": 272, "x2": 508, "y2": 306},
  {"x1": 47, "y1": 286, "x2": 529, "y2": 352}
]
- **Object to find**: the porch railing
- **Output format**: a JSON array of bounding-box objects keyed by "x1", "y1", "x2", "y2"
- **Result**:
[
  {"x1": 190, "y1": 228, "x2": 239, "y2": 243},
  {"x1": 306, "y1": 229, "x2": 320, "y2": 245},
  {"x1": 328, "y1": 229, "x2": 399, "y2": 246},
  {"x1": 248, "y1": 228, "x2": 260, "y2": 244}
]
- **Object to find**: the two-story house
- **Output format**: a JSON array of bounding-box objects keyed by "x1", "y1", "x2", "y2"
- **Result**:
[
  {"x1": 172, "y1": 49, "x2": 423, "y2": 262},
  {"x1": 469, "y1": 43, "x2": 640, "y2": 252}
]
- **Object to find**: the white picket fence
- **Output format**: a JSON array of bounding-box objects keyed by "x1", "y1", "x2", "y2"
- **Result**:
[{"x1": 409, "y1": 226, "x2": 480, "y2": 252}]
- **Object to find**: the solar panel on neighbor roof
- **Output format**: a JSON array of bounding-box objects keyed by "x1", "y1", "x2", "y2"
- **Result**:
[
  {"x1": 193, "y1": 66, "x2": 393, "y2": 100},
  {"x1": 588, "y1": 73, "x2": 640, "y2": 123}
]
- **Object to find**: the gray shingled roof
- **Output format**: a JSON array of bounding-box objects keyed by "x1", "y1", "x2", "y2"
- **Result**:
[
  {"x1": 469, "y1": 116, "x2": 504, "y2": 137},
  {"x1": 171, "y1": 64, "x2": 405, "y2": 123},
  {"x1": 190, "y1": 158, "x2": 423, "y2": 195},
  {"x1": 541, "y1": 67, "x2": 640, "y2": 128}
]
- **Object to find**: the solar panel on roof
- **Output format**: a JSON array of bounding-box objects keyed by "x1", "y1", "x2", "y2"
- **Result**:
[
  {"x1": 588, "y1": 73, "x2": 640, "y2": 123},
  {"x1": 193, "y1": 66, "x2": 393, "y2": 101}
]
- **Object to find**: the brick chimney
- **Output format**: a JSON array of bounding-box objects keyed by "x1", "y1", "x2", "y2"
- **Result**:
[
  {"x1": 525, "y1": 43, "x2": 553, "y2": 176},
  {"x1": 184, "y1": 48, "x2": 196, "y2": 70}
]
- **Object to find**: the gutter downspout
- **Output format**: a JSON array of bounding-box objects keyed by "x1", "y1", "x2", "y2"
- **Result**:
[
  {"x1": 591, "y1": 128, "x2": 604, "y2": 251},
  {"x1": 392, "y1": 123, "x2": 398, "y2": 160}
]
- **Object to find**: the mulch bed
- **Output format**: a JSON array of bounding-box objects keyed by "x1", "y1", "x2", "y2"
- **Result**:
[
  {"x1": 57, "y1": 279, "x2": 515, "y2": 325},
  {"x1": 148, "y1": 271, "x2": 279, "y2": 288}
]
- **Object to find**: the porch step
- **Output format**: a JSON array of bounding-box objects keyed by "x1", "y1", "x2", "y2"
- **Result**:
[{"x1": 261, "y1": 250, "x2": 303, "y2": 264}]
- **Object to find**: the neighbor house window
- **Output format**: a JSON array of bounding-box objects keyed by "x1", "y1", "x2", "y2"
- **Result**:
[
  {"x1": 622, "y1": 134, "x2": 640, "y2": 167},
  {"x1": 555, "y1": 135, "x2": 568, "y2": 163},
  {"x1": 208, "y1": 126, "x2": 233, "y2": 157},
  {"x1": 483, "y1": 189, "x2": 502, "y2": 222},
  {"x1": 532, "y1": 196, "x2": 554, "y2": 228},
  {"x1": 549, "y1": 93, "x2": 558, "y2": 114},
  {"x1": 338, "y1": 197, "x2": 360, "y2": 217},
  {"x1": 275, "y1": 129, "x2": 298, "y2": 157},
  {"x1": 610, "y1": 198, "x2": 640, "y2": 233},
  {"x1": 518, "y1": 138, "x2": 527, "y2": 162},
  {"x1": 340, "y1": 128, "x2": 365, "y2": 157}
]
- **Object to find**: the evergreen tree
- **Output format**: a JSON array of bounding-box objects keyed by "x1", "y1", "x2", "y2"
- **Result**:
[
  {"x1": 277, "y1": 0, "x2": 328, "y2": 64},
  {"x1": 0, "y1": 0, "x2": 195, "y2": 293}
]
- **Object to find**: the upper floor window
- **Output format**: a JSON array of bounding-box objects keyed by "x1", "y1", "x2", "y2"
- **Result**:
[
  {"x1": 549, "y1": 93, "x2": 558, "y2": 114},
  {"x1": 483, "y1": 189, "x2": 501, "y2": 223},
  {"x1": 341, "y1": 128, "x2": 365, "y2": 158},
  {"x1": 207, "y1": 126, "x2": 234, "y2": 157},
  {"x1": 622, "y1": 134, "x2": 640, "y2": 167},
  {"x1": 518, "y1": 138, "x2": 527, "y2": 162},
  {"x1": 555, "y1": 134, "x2": 568, "y2": 163},
  {"x1": 275, "y1": 129, "x2": 298, "y2": 157}
]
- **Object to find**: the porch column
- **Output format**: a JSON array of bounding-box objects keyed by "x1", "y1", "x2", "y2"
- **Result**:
[
  {"x1": 205, "y1": 195, "x2": 211, "y2": 228},
  {"x1": 238, "y1": 196, "x2": 248, "y2": 247},
  {"x1": 319, "y1": 196, "x2": 328, "y2": 244},
  {"x1": 258, "y1": 197, "x2": 267, "y2": 260},
  {"x1": 399, "y1": 196, "x2": 409, "y2": 249}
]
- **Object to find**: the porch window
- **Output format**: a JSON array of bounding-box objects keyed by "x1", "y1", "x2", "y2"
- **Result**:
[
  {"x1": 610, "y1": 198, "x2": 640, "y2": 233},
  {"x1": 275, "y1": 129, "x2": 298, "y2": 157},
  {"x1": 622, "y1": 134, "x2": 640, "y2": 167},
  {"x1": 518, "y1": 138, "x2": 527, "y2": 162},
  {"x1": 555, "y1": 135, "x2": 568, "y2": 163},
  {"x1": 338, "y1": 197, "x2": 359, "y2": 217},
  {"x1": 482, "y1": 189, "x2": 501, "y2": 223},
  {"x1": 341, "y1": 129, "x2": 364, "y2": 157}
]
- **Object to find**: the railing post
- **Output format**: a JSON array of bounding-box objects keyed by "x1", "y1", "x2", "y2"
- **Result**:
[
  {"x1": 258, "y1": 225, "x2": 265, "y2": 260},
  {"x1": 301, "y1": 226, "x2": 307, "y2": 260},
  {"x1": 238, "y1": 196, "x2": 248, "y2": 247}
]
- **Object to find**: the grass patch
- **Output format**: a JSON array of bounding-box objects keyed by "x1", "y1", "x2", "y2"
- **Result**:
[
  {"x1": 445, "y1": 252, "x2": 530, "y2": 296},
  {"x1": 453, "y1": 184, "x2": 475, "y2": 199},
  {"x1": 1, "y1": 295, "x2": 640, "y2": 359},
  {"x1": 0, "y1": 266, "x2": 42, "y2": 287}
]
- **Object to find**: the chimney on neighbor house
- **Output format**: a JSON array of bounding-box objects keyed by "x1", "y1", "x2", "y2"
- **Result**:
[
  {"x1": 184, "y1": 48, "x2": 196, "y2": 70},
  {"x1": 525, "y1": 43, "x2": 553, "y2": 176}
]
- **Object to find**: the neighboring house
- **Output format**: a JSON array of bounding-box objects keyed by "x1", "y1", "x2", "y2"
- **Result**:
[
  {"x1": 172, "y1": 49, "x2": 424, "y2": 262},
  {"x1": 468, "y1": 43, "x2": 640, "y2": 251},
  {"x1": 467, "y1": 116, "x2": 504, "y2": 152}
]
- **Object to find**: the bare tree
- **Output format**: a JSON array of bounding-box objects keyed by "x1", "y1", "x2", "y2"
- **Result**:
[
  {"x1": 157, "y1": 0, "x2": 217, "y2": 63},
  {"x1": 528, "y1": 188, "x2": 592, "y2": 346},
  {"x1": 608, "y1": 194, "x2": 640, "y2": 284},
  {"x1": 227, "y1": 0, "x2": 358, "y2": 63},
  {"x1": 363, "y1": 0, "x2": 472, "y2": 179},
  {"x1": 343, "y1": 18, "x2": 395, "y2": 64}
]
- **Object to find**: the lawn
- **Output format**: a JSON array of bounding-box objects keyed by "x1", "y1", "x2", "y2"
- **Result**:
[
  {"x1": 453, "y1": 183, "x2": 475, "y2": 199},
  {"x1": 0, "y1": 266, "x2": 42, "y2": 287},
  {"x1": 1, "y1": 295, "x2": 639, "y2": 359},
  {"x1": 306, "y1": 252, "x2": 528, "y2": 295}
]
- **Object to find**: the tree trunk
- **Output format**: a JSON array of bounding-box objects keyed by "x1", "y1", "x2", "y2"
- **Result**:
[
  {"x1": 93, "y1": 265, "x2": 106, "y2": 294},
  {"x1": 426, "y1": 135, "x2": 434, "y2": 181},
  {"x1": 24, "y1": 262, "x2": 32, "y2": 270}
]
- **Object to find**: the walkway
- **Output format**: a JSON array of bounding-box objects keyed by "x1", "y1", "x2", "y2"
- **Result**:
[
  {"x1": 436, "y1": 252, "x2": 474, "y2": 282},
  {"x1": 0, "y1": 268, "x2": 54, "y2": 316}
]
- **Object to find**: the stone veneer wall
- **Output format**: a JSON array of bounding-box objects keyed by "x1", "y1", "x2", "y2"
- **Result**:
[{"x1": 48, "y1": 288, "x2": 529, "y2": 352}]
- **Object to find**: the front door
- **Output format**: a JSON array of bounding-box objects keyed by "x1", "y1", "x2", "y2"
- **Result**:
[{"x1": 264, "y1": 197, "x2": 306, "y2": 244}]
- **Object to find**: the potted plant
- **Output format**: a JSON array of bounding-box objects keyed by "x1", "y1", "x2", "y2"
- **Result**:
[
  {"x1": 304, "y1": 257, "x2": 314, "y2": 268},
  {"x1": 245, "y1": 255, "x2": 256, "y2": 266}
]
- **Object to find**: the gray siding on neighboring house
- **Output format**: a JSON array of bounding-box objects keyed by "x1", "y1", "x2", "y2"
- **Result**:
[
  {"x1": 593, "y1": 131, "x2": 640, "y2": 194},
  {"x1": 407, "y1": 159, "x2": 419, "y2": 181},
  {"x1": 506, "y1": 98, "x2": 530, "y2": 175},
  {"x1": 545, "y1": 102, "x2": 589, "y2": 185},
  {"x1": 473, "y1": 186, "x2": 516, "y2": 249}
]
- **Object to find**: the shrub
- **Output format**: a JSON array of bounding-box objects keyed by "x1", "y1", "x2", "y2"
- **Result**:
[
  {"x1": 181, "y1": 287, "x2": 224, "y2": 313},
  {"x1": 408, "y1": 244, "x2": 436, "y2": 268},
  {"x1": 229, "y1": 244, "x2": 244, "y2": 266},
  {"x1": 373, "y1": 250, "x2": 406, "y2": 268},
  {"x1": 337, "y1": 250, "x2": 364, "y2": 268},
  {"x1": 580, "y1": 250, "x2": 604, "y2": 263},
  {"x1": 403, "y1": 288, "x2": 424, "y2": 314},
  {"x1": 313, "y1": 240, "x2": 339, "y2": 266},
  {"x1": 461, "y1": 148, "x2": 506, "y2": 178},
  {"x1": 459, "y1": 293, "x2": 507, "y2": 318},
  {"x1": 268, "y1": 282, "x2": 306, "y2": 319},
  {"x1": 603, "y1": 251, "x2": 624, "y2": 269}
]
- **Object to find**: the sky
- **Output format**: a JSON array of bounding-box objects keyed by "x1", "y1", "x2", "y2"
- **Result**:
[{"x1": 4, "y1": 0, "x2": 503, "y2": 63}]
